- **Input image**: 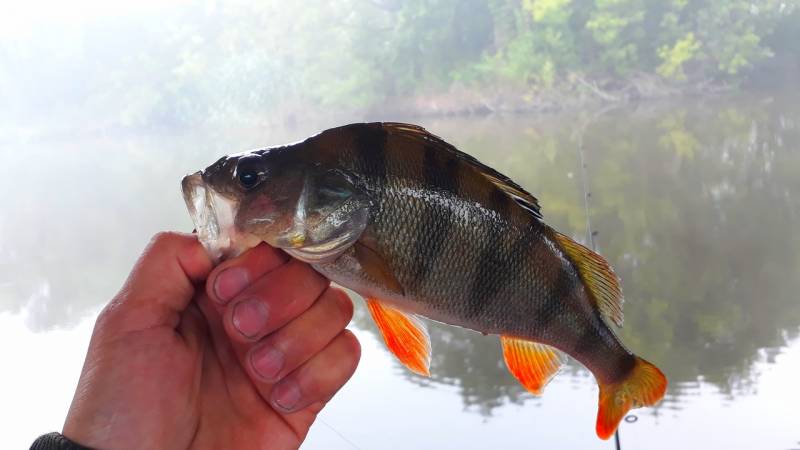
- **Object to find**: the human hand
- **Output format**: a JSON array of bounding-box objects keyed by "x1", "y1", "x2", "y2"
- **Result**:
[{"x1": 62, "y1": 232, "x2": 360, "y2": 450}]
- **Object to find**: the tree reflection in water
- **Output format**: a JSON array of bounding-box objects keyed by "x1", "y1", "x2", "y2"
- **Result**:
[
  {"x1": 2, "y1": 93, "x2": 799, "y2": 415},
  {"x1": 351, "y1": 94, "x2": 800, "y2": 414}
]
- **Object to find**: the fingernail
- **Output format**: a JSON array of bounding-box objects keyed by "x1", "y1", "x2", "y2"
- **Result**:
[
  {"x1": 251, "y1": 345, "x2": 284, "y2": 381},
  {"x1": 272, "y1": 381, "x2": 301, "y2": 412},
  {"x1": 214, "y1": 267, "x2": 249, "y2": 303},
  {"x1": 232, "y1": 299, "x2": 268, "y2": 338}
]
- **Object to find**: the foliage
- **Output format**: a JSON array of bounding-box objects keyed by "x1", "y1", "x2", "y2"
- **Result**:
[
  {"x1": 342, "y1": 94, "x2": 800, "y2": 406},
  {"x1": 1, "y1": 0, "x2": 799, "y2": 128},
  {"x1": 585, "y1": 0, "x2": 646, "y2": 74},
  {"x1": 657, "y1": 32, "x2": 701, "y2": 81}
]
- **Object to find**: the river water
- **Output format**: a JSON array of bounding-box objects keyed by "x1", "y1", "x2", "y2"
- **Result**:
[{"x1": 2, "y1": 92, "x2": 799, "y2": 449}]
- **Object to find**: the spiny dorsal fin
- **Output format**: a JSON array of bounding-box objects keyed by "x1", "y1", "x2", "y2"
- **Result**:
[
  {"x1": 552, "y1": 231, "x2": 624, "y2": 327},
  {"x1": 381, "y1": 122, "x2": 542, "y2": 219},
  {"x1": 501, "y1": 336, "x2": 566, "y2": 395}
]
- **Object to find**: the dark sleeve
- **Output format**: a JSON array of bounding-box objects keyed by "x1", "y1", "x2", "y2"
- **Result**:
[{"x1": 30, "y1": 433, "x2": 94, "y2": 450}]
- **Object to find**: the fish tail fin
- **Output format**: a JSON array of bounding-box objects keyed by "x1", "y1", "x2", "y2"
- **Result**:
[{"x1": 596, "y1": 356, "x2": 667, "y2": 439}]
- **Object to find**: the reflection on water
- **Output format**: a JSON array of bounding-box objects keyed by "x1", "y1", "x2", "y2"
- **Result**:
[
  {"x1": 2, "y1": 92, "x2": 800, "y2": 448},
  {"x1": 352, "y1": 306, "x2": 535, "y2": 415},
  {"x1": 353, "y1": 94, "x2": 800, "y2": 412}
]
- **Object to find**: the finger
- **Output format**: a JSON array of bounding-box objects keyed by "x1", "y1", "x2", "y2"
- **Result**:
[
  {"x1": 125, "y1": 232, "x2": 213, "y2": 305},
  {"x1": 247, "y1": 287, "x2": 354, "y2": 383},
  {"x1": 206, "y1": 243, "x2": 289, "y2": 306},
  {"x1": 223, "y1": 259, "x2": 329, "y2": 343},
  {"x1": 269, "y1": 330, "x2": 360, "y2": 414},
  {"x1": 197, "y1": 294, "x2": 246, "y2": 376},
  {"x1": 176, "y1": 301, "x2": 208, "y2": 353},
  {"x1": 196, "y1": 293, "x2": 263, "y2": 409},
  {"x1": 102, "y1": 232, "x2": 213, "y2": 332}
]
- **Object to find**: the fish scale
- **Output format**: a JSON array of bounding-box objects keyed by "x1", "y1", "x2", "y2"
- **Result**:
[
  {"x1": 182, "y1": 121, "x2": 667, "y2": 440},
  {"x1": 369, "y1": 176, "x2": 562, "y2": 342}
]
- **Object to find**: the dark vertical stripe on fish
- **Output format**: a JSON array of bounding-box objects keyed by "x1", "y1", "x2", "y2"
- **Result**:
[
  {"x1": 614, "y1": 353, "x2": 637, "y2": 382},
  {"x1": 411, "y1": 147, "x2": 459, "y2": 285},
  {"x1": 571, "y1": 315, "x2": 604, "y2": 357},
  {"x1": 573, "y1": 316, "x2": 636, "y2": 383},
  {"x1": 354, "y1": 124, "x2": 388, "y2": 214},
  {"x1": 354, "y1": 125, "x2": 389, "y2": 195},
  {"x1": 465, "y1": 188, "x2": 511, "y2": 318},
  {"x1": 533, "y1": 266, "x2": 575, "y2": 333}
]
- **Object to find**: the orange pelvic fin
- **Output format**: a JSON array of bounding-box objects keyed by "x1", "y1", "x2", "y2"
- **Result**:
[
  {"x1": 596, "y1": 356, "x2": 667, "y2": 439},
  {"x1": 366, "y1": 298, "x2": 431, "y2": 376},
  {"x1": 501, "y1": 336, "x2": 566, "y2": 395},
  {"x1": 552, "y1": 231, "x2": 624, "y2": 327}
]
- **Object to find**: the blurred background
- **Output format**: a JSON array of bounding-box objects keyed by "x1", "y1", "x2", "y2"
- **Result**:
[{"x1": 2, "y1": 1, "x2": 800, "y2": 449}]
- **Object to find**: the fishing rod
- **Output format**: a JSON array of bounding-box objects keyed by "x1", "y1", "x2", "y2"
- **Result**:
[{"x1": 572, "y1": 107, "x2": 633, "y2": 450}]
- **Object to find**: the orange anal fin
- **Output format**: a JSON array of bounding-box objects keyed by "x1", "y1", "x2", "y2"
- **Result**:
[
  {"x1": 501, "y1": 336, "x2": 566, "y2": 395},
  {"x1": 366, "y1": 298, "x2": 431, "y2": 376},
  {"x1": 596, "y1": 356, "x2": 668, "y2": 439}
]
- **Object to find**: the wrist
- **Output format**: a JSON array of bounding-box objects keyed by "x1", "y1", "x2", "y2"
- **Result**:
[{"x1": 31, "y1": 432, "x2": 95, "y2": 450}]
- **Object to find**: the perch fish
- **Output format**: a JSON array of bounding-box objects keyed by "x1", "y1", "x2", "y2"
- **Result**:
[{"x1": 181, "y1": 122, "x2": 667, "y2": 439}]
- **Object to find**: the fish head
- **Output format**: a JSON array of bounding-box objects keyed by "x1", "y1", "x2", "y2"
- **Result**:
[{"x1": 182, "y1": 146, "x2": 369, "y2": 263}]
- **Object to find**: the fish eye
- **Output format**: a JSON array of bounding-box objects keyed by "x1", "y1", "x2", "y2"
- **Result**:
[
  {"x1": 235, "y1": 155, "x2": 264, "y2": 190},
  {"x1": 238, "y1": 170, "x2": 259, "y2": 189}
]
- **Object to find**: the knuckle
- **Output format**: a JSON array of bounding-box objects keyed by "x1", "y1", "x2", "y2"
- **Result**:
[
  {"x1": 303, "y1": 378, "x2": 324, "y2": 398},
  {"x1": 147, "y1": 231, "x2": 183, "y2": 253},
  {"x1": 150, "y1": 230, "x2": 176, "y2": 245},
  {"x1": 340, "y1": 329, "x2": 362, "y2": 362},
  {"x1": 332, "y1": 289, "x2": 354, "y2": 321}
]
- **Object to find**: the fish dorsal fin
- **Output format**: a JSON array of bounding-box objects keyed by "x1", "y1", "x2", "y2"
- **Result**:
[
  {"x1": 501, "y1": 336, "x2": 566, "y2": 395},
  {"x1": 366, "y1": 298, "x2": 431, "y2": 376},
  {"x1": 552, "y1": 231, "x2": 624, "y2": 327},
  {"x1": 382, "y1": 122, "x2": 542, "y2": 219}
]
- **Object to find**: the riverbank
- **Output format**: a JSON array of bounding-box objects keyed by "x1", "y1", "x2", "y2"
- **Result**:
[
  {"x1": 366, "y1": 73, "x2": 739, "y2": 118},
  {"x1": 2, "y1": 77, "x2": 788, "y2": 144}
]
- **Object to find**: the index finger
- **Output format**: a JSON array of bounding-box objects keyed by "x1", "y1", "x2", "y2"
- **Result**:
[
  {"x1": 206, "y1": 243, "x2": 290, "y2": 306},
  {"x1": 101, "y1": 231, "x2": 214, "y2": 333}
]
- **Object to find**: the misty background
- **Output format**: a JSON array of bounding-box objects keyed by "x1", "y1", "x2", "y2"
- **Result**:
[
  {"x1": 2, "y1": 0, "x2": 799, "y2": 136},
  {"x1": 2, "y1": 2, "x2": 800, "y2": 449}
]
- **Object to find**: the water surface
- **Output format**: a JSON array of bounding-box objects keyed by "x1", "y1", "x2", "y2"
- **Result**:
[{"x1": 2, "y1": 93, "x2": 799, "y2": 449}]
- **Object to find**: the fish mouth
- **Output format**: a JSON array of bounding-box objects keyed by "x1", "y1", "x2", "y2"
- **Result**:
[{"x1": 181, "y1": 172, "x2": 260, "y2": 263}]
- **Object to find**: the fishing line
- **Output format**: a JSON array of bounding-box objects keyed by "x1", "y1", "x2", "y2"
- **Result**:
[
  {"x1": 573, "y1": 111, "x2": 634, "y2": 450},
  {"x1": 318, "y1": 417, "x2": 364, "y2": 450},
  {"x1": 575, "y1": 119, "x2": 595, "y2": 250}
]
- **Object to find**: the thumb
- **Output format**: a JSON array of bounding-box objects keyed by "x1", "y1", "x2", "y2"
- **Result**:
[{"x1": 101, "y1": 232, "x2": 214, "y2": 333}]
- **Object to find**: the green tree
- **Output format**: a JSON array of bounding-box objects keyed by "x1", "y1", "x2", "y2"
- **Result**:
[{"x1": 585, "y1": 0, "x2": 646, "y2": 74}]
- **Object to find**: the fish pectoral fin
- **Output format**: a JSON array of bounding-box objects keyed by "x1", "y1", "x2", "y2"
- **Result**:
[
  {"x1": 501, "y1": 336, "x2": 567, "y2": 395},
  {"x1": 354, "y1": 240, "x2": 404, "y2": 296},
  {"x1": 552, "y1": 231, "x2": 624, "y2": 328},
  {"x1": 366, "y1": 298, "x2": 431, "y2": 376}
]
